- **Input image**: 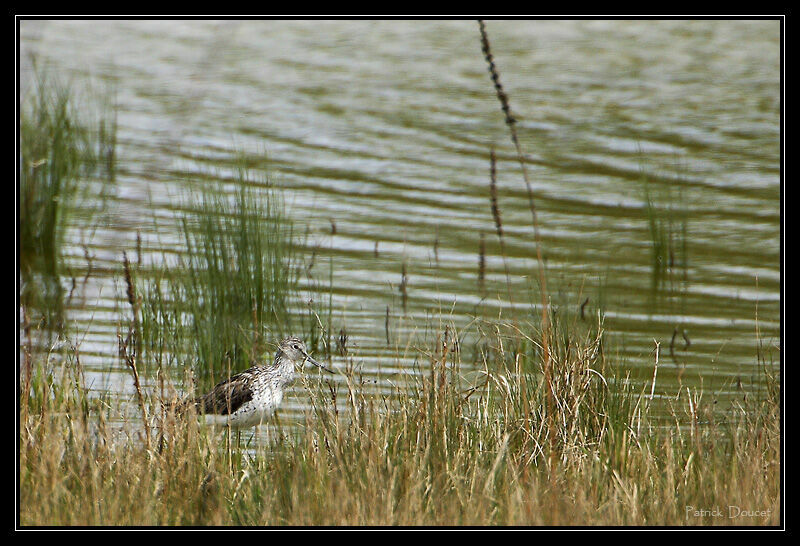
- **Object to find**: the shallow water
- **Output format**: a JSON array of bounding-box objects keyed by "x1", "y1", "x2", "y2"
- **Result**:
[{"x1": 19, "y1": 19, "x2": 781, "y2": 427}]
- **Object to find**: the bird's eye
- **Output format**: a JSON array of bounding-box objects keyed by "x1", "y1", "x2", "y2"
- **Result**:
[{"x1": 293, "y1": 344, "x2": 299, "y2": 350}]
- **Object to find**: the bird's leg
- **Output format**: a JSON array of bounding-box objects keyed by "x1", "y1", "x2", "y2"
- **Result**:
[{"x1": 226, "y1": 424, "x2": 233, "y2": 474}]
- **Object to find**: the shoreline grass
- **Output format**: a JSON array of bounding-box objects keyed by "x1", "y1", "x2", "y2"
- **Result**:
[{"x1": 19, "y1": 305, "x2": 779, "y2": 526}]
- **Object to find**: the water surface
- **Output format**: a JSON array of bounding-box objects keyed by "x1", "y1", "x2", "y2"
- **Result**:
[{"x1": 19, "y1": 19, "x2": 781, "y2": 425}]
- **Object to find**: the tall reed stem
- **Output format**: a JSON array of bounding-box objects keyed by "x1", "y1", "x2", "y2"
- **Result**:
[{"x1": 478, "y1": 19, "x2": 555, "y2": 469}]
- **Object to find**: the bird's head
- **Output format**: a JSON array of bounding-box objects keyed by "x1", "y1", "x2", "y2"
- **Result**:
[{"x1": 277, "y1": 337, "x2": 333, "y2": 373}]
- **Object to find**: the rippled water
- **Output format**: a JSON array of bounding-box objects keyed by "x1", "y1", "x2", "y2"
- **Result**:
[{"x1": 19, "y1": 19, "x2": 781, "y2": 424}]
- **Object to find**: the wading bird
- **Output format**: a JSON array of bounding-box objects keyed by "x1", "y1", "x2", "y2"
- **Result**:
[{"x1": 173, "y1": 336, "x2": 333, "y2": 428}]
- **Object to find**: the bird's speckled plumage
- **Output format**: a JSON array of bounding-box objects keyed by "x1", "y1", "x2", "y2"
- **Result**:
[{"x1": 177, "y1": 337, "x2": 331, "y2": 428}]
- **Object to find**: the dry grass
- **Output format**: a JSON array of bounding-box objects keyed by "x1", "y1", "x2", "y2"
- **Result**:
[{"x1": 18, "y1": 309, "x2": 780, "y2": 527}]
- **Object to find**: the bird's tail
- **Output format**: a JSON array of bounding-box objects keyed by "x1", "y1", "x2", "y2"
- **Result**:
[
  {"x1": 157, "y1": 395, "x2": 200, "y2": 454},
  {"x1": 161, "y1": 395, "x2": 199, "y2": 416}
]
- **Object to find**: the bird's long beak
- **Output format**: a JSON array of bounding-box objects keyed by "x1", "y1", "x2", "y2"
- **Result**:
[{"x1": 304, "y1": 353, "x2": 334, "y2": 374}]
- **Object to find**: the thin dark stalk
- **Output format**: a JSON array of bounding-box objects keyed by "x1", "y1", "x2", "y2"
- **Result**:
[
  {"x1": 433, "y1": 225, "x2": 440, "y2": 265},
  {"x1": 489, "y1": 148, "x2": 503, "y2": 243},
  {"x1": 400, "y1": 261, "x2": 408, "y2": 315},
  {"x1": 385, "y1": 305, "x2": 391, "y2": 346},
  {"x1": 489, "y1": 147, "x2": 514, "y2": 306},
  {"x1": 121, "y1": 251, "x2": 151, "y2": 447},
  {"x1": 20, "y1": 306, "x2": 33, "y2": 421},
  {"x1": 478, "y1": 232, "x2": 486, "y2": 295}
]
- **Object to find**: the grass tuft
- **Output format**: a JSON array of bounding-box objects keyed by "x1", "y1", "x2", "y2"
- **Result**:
[{"x1": 137, "y1": 159, "x2": 297, "y2": 388}]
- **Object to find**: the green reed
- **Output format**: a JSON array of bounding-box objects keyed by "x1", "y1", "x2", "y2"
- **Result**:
[
  {"x1": 137, "y1": 161, "x2": 298, "y2": 387},
  {"x1": 640, "y1": 161, "x2": 689, "y2": 298},
  {"x1": 19, "y1": 64, "x2": 116, "y2": 331}
]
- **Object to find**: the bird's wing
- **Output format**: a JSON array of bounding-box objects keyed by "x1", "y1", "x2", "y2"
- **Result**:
[{"x1": 196, "y1": 368, "x2": 257, "y2": 416}]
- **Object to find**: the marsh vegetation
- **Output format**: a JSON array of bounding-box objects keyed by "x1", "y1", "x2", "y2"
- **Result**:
[{"x1": 18, "y1": 21, "x2": 781, "y2": 527}]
